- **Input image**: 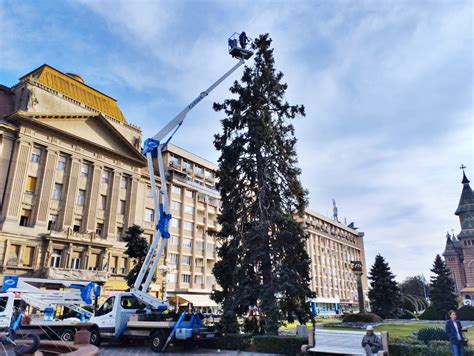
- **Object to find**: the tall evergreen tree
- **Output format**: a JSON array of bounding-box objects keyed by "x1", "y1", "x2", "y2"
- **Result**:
[
  {"x1": 122, "y1": 225, "x2": 149, "y2": 288},
  {"x1": 430, "y1": 254, "x2": 457, "y2": 316},
  {"x1": 212, "y1": 34, "x2": 314, "y2": 334},
  {"x1": 368, "y1": 254, "x2": 402, "y2": 319}
]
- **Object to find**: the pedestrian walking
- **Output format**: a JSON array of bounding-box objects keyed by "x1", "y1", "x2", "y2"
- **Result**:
[{"x1": 446, "y1": 310, "x2": 467, "y2": 356}]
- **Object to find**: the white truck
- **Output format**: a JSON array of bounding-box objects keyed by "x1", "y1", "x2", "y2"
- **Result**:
[
  {"x1": 0, "y1": 276, "x2": 100, "y2": 342},
  {"x1": 85, "y1": 34, "x2": 253, "y2": 353}
]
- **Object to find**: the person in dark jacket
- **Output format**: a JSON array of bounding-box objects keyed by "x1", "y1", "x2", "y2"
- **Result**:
[
  {"x1": 361, "y1": 325, "x2": 381, "y2": 355},
  {"x1": 446, "y1": 310, "x2": 466, "y2": 356}
]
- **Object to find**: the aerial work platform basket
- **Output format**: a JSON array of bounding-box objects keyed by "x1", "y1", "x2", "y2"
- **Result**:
[{"x1": 228, "y1": 32, "x2": 253, "y2": 60}]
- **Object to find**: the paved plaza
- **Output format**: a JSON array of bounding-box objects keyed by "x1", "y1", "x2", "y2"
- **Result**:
[{"x1": 98, "y1": 344, "x2": 282, "y2": 355}]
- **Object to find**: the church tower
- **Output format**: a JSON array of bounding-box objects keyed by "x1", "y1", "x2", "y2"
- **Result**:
[{"x1": 444, "y1": 169, "x2": 474, "y2": 299}]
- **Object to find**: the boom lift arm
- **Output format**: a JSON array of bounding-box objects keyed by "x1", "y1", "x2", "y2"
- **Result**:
[{"x1": 131, "y1": 36, "x2": 253, "y2": 309}]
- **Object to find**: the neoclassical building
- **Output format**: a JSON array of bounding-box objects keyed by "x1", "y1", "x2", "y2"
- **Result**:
[
  {"x1": 0, "y1": 65, "x2": 219, "y2": 306},
  {"x1": 444, "y1": 170, "x2": 474, "y2": 301}
]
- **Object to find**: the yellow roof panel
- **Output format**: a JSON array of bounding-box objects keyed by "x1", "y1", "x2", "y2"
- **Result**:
[{"x1": 22, "y1": 64, "x2": 126, "y2": 123}]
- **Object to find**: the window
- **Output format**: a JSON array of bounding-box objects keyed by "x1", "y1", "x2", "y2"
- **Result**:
[
  {"x1": 89, "y1": 253, "x2": 99, "y2": 270},
  {"x1": 50, "y1": 249, "x2": 62, "y2": 268},
  {"x1": 25, "y1": 176, "x2": 37, "y2": 195},
  {"x1": 185, "y1": 189, "x2": 194, "y2": 198},
  {"x1": 21, "y1": 246, "x2": 35, "y2": 267},
  {"x1": 183, "y1": 160, "x2": 191, "y2": 171},
  {"x1": 110, "y1": 256, "x2": 118, "y2": 273},
  {"x1": 182, "y1": 255, "x2": 192, "y2": 265},
  {"x1": 171, "y1": 185, "x2": 182, "y2": 195},
  {"x1": 120, "y1": 296, "x2": 145, "y2": 310},
  {"x1": 116, "y1": 227, "x2": 123, "y2": 241},
  {"x1": 19, "y1": 209, "x2": 31, "y2": 227},
  {"x1": 184, "y1": 221, "x2": 194, "y2": 231},
  {"x1": 31, "y1": 147, "x2": 41, "y2": 163},
  {"x1": 205, "y1": 170, "x2": 214, "y2": 180},
  {"x1": 183, "y1": 238, "x2": 193, "y2": 249},
  {"x1": 145, "y1": 208, "x2": 155, "y2": 222},
  {"x1": 80, "y1": 163, "x2": 89, "y2": 177},
  {"x1": 170, "y1": 154, "x2": 180, "y2": 166},
  {"x1": 48, "y1": 214, "x2": 58, "y2": 230},
  {"x1": 70, "y1": 252, "x2": 82, "y2": 269},
  {"x1": 99, "y1": 195, "x2": 107, "y2": 210},
  {"x1": 120, "y1": 258, "x2": 127, "y2": 274},
  {"x1": 194, "y1": 275, "x2": 203, "y2": 285},
  {"x1": 182, "y1": 274, "x2": 191, "y2": 284},
  {"x1": 168, "y1": 273, "x2": 177, "y2": 283},
  {"x1": 96, "y1": 296, "x2": 115, "y2": 317},
  {"x1": 53, "y1": 183, "x2": 62, "y2": 201},
  {"x1": 120, "y1": 176, "x2": 128, "y2": 189},
  {"x1": 184, "y1": 205, "x2": 194, "y2": 214},
  {"x1": 169, "y1": 235, "x2": 179, "y2": 246},
  {"x1": 57, "y1": 155, "x2": 67, "y2": 170},
  {"x1": 194, "y1": 165, "x2": 203, "y2": 176},
  {"x1": 7, "y1": 244, "x2": 20, "y2": 266},
  {"x1": 73, "y1": 219, "x2": 81, "y2": 232},
  {"x1": 167, "y1": 253, "x2": 179, "y2": 265},
  {"x1": 170, "y1": 201, "x2": 181, "y2": 211},
  {"x1": 195, "y1": 240, "x2": 204, "y2": 250},
  {"x1": 76, "y1": 189, "x2": 86, "y2": 206},
  {"x1": 96, "y1": 223, "x2": 104, "y2": 237},
  {"x1": 101, "y1": 170, "x2": 111, "y2": 184},
  {"x1": 206, "y1": 242, "x2": 215, "y2": 253},
  {"x1": 206, "y1": 275, "x2": 215, "y2": 285},
  {"x1": 170, "y1": 218, "x2": 180, "y2": 228},
  {"x1": 118, "y1": 200, "x2": 126, "y2": 215}
]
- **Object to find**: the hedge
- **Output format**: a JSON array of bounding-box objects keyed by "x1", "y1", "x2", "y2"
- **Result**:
[
  {"x1": 205, "y1": 333, "x2": 252, "y2": 350},
  {"x1": 252, "y1": 335, "x2": 306, "y2": 356},
  {"x1": 390, "y1": 341, "x2": 474, "y2": 356},
  {"x1": 419, "y1": 307, "x2": 446, "y2": 320},
  {"x1": 457, "y1": 306, "x2": 474, "y2": 320},
  {"x1": 342, "y1": 313, "x2": 383, "y2": 323},
  {"x1": 416, "y1": 327, "x2": 448, "y2": 343}
]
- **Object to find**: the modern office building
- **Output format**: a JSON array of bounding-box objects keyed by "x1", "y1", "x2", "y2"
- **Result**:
[{"x1": 304, "y1": 209, "x2": 369, "y2": 315}]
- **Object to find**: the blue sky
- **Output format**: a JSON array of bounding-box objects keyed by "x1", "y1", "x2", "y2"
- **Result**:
[{"x1": 1, "y1": 0, "x2": 472, "y2": 281}]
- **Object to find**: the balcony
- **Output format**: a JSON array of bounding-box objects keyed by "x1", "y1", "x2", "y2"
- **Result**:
[{"x1": 42, "y1": 267, "x2": 108, "y2": 282}]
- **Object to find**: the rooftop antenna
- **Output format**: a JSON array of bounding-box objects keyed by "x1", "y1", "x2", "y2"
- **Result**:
[{"x1": 332, "y1": 199, "x2": 339, "y2": 223}]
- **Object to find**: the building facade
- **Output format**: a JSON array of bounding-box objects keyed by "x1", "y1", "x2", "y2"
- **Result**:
[
  {"x1": 304, "y1": 209, "x2": 368, "y2": 315},
  {"x1": 444, "y1": 170, "x2": 474, "y2": 301},
  {"x1": 0, "y1": 65, "x2": 219, "y2": 306},
  {"x1": 0, "y1": 64, "x2": 368, "y2": 311}
]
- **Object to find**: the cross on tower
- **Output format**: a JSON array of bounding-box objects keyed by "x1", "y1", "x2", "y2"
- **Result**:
[{"x1": 460, "y1": 164, "x2": 467, "y2": 170}]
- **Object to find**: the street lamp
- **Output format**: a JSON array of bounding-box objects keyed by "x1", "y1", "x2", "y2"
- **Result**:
[
  {"x1": 350, "y1": 260, "x2": 366, "y2": 314},
  {"x1": 158, "y1": 265, "x2": 176, "y2": 303}
]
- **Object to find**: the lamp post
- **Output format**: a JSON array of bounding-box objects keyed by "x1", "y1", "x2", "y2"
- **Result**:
[
  {"x1": 158, "y1": 265, "x2": 176, "y2": 302},
  {"x1": 350, "y1": 260, "x2": 366, "y2": 314}
]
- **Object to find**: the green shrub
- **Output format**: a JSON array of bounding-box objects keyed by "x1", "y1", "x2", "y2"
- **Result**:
[
  {"x1": 457, "y1": 305, "x2": 474, "y2": 320},
  {"x1": 389, "y1": 342, "x2": 429, "y2": 356},
  {"x1": 428, "y1": 340, "x2": 451, "y2": 355},
  {"x1": 419, "y1": 307, "x2": 445, "y2": 320},
  {"x1": 416, "y1": 327, "x2": 448, "y2": 344},
  {"x1": 342, "y1": 313, "x2": 383, "y2": 323},
  {"x1": 206, "y1": 333, "x2": 252, "y2": 350},
  {"x1": 252, "y1": 335, "x2": 306, "y2": 356}
]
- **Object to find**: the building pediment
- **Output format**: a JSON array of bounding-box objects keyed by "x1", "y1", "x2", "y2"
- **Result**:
[{"x1": 6, "y1": 111, "x2": 146, "y2": 166}]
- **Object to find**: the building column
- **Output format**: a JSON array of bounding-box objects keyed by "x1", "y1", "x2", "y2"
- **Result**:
[
  {"x1": 126, "y1": 178, "x2": 139, "y2": 227},
  {"x1": 84, "y1": 164, "x2": 102, "y2": 232},
  {"x1": 61, "y1": 158, "x2": 81, "y2": 228},
  {"x1": 1, "y1": 140, "x2": 31, "y2": 225},
  {"x1": 33, "y1": 149, "x2": 58, "y2": 228},
  {"x1": 105, "y1": 171, "x2": 120, "y2": 239}
]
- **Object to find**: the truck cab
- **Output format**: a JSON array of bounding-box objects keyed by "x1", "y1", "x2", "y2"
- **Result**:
[{"x1": 88, "y1": 292, "x2": 146, "y2": 345}]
